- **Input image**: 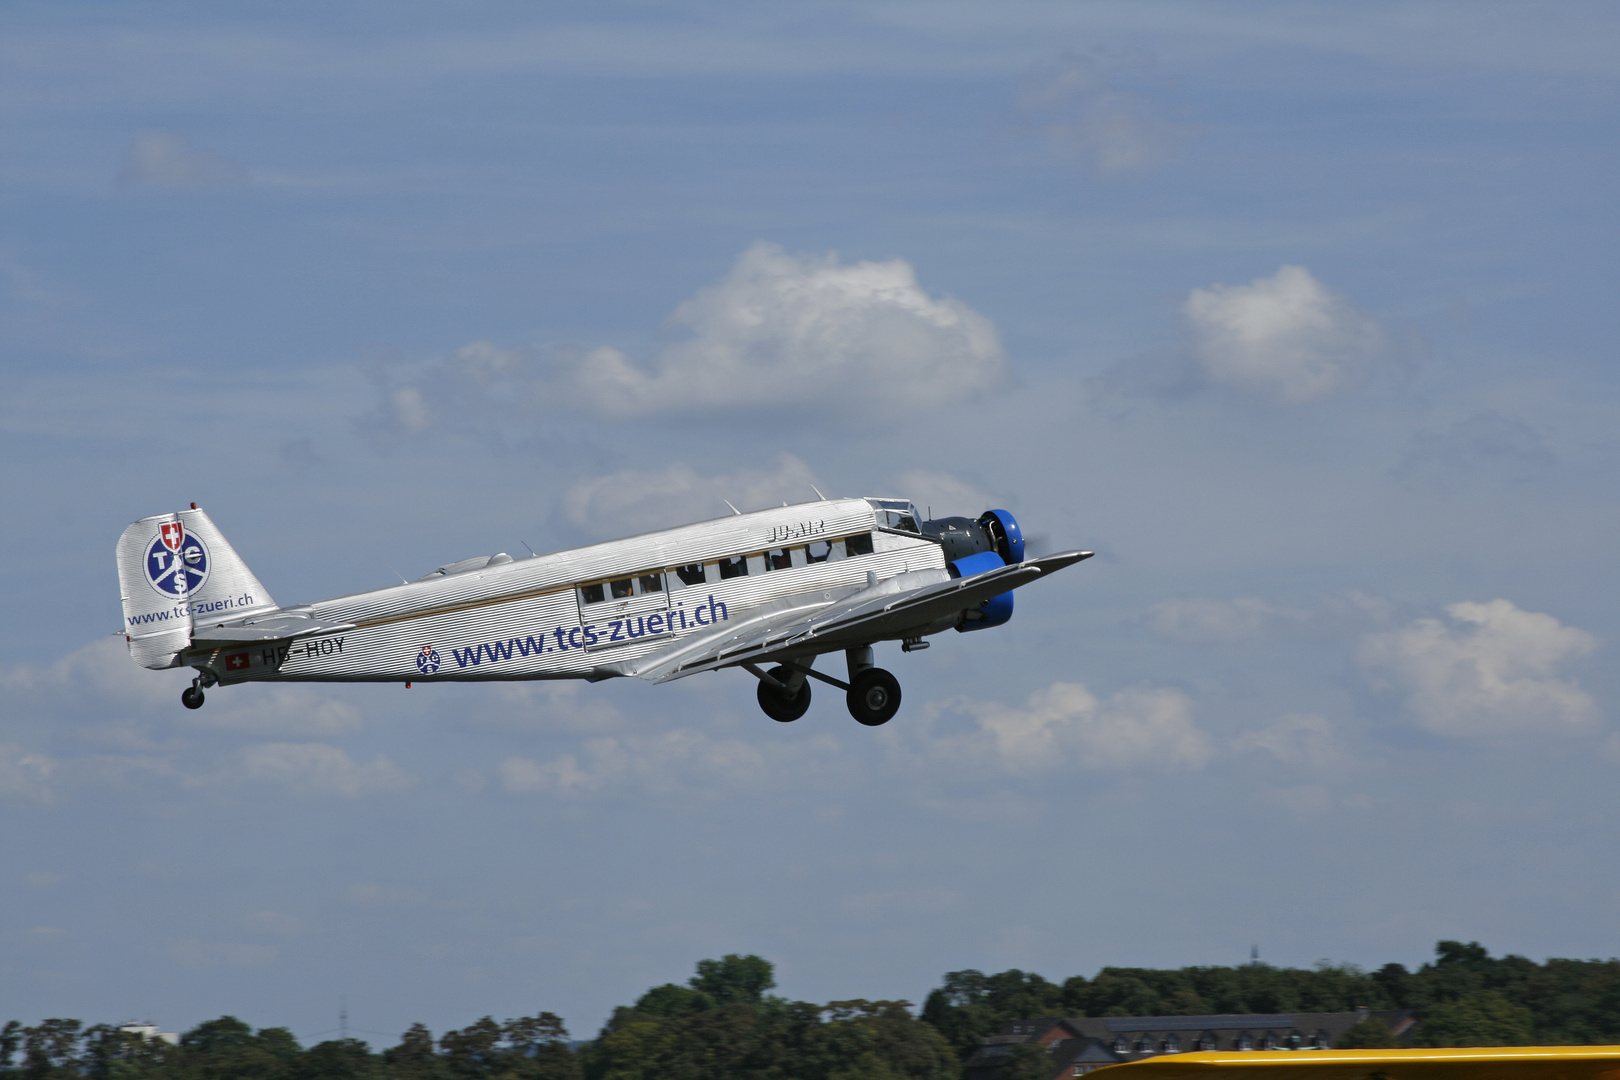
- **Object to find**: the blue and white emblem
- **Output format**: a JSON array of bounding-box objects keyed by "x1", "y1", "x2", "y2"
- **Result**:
[
  {"x1": 144, "y1": 525, "x2": 210, "y2": 597},
  {"x1": 416, "y1": 645, "x2": 441, "y2": 674}
]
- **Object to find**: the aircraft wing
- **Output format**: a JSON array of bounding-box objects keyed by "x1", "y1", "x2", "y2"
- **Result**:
[
  {"x1": 190, "y1": 612, "x2": 357, "y2": 646},
  {"x1": 1091, "y1": 1047, "x2": 1620, "y2": 1080},
  {"x1": 609, "y1": 550, "x2": 1092, "y2": 683}
]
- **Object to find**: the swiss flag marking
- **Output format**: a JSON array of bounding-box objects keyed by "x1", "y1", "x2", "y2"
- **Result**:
[
  {"x1": 160, "y1": 521, "x2": 185, "y2": 552},
  {"x1": 225, "y1": 652, "x2": 250, "y2": 672}
]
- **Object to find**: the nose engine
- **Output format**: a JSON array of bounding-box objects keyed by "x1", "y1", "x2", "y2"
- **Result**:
[{"x1": 919, "y1": 509, "x2": 1025, "y2": 632}]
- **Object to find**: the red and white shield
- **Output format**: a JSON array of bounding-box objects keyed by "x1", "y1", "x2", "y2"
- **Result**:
[{"x1": 160, "y1": 521, "x2": 185, "y2": 552}]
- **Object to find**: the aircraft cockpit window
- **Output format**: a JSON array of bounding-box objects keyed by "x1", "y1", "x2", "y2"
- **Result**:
[
  {"x1": 764, "y1": 547, "x2": 792, "y2": 571},
  {"x1": 879, "y1": 510, "x2": 919, "y2": 533},
  {"x1": 805, "y1": 540, "x2": 831, "y2": 563},
  {"x1": 580, "y1": 582, "x2": 605, "y2": 605},
  {"x1": 717, "y1": 555, "x2": 748, "y2": 579},
  {"x1": 844, "y1": 532, "x2": 874, "y2": 556},
  {"x1": 639, "y1": 573, "x2": 663, "y2": 594},
  {"x1": 610, "y1": 577, "x2": 635, "y2": 600},
  {"x1": 671, "y1": 563, "x2": 706, "y2": 587}
]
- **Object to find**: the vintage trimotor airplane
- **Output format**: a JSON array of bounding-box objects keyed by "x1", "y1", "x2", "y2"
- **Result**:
[{"x1": 115, "y1": 496, "x2": 1092, "y2": 725}]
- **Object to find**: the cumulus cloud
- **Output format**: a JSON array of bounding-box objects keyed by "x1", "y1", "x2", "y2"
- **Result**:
[
  {"x1": 924, "y1": 682, "x2": 1211, "y2": 774},
  {"x1": 1147, "y1": 596, "x2": 1310, "y2": 643},
  {"x1": 892, "y1": 469, "x2": 1003, "y2": 520},
  {"x1": 1233, "y1": 714, "x2": 1343, "y2": 768},
  {"x1": 0, "y1": 743, "x2": 57, "y2": 804},
  {"x1": 1018, "y1": 52, "x2": 1191, "y2": 175},
  {"x1": 1359, "y1": 600, "x2": 1600, "y2": 739},
  {"x1": 1183, "y1": 265, "x2": 1388, "y2": 405},
  {"x1": 237, "y1": 742, "x2": 415, "y2": 798},
  {"x1": 119, "y1": 131, "x2": 249, "y2": 188},
  {"x1": 563, "y1": 453, "x2": 824, "y2": 538},
  {"x1": 368, "y1": 241, "x2": 1006, "y2": 434}
]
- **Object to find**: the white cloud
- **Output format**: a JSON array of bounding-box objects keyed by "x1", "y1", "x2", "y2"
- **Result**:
[
  {"x1": 1183, "y1": 265, "x2": 1388, "y2": 405},
  {"x1": 1018, "y1": 52, "x2": 1191, "y2": 175},
  {"x1": 499, "y1": 727, "x2": 840, "y2": 800},
  {"x1": 186, "y1": 685, "x2": 365, "y2": 738},
  {"x1": 1147, "y1": 596, "x2": 1309, "y2": 643},
  {"x1": 567, "y1": 242, "x2": 1006, "y2": 415},
  {"x1": 237, "y1": 742, "x2": 415, "y2": 798},
  {"x1": 1233, "y1": 713, "x2": 1343, "y2": 768},
  {"x1": 563, "y1": 453, "x2": 823, "y2": 538},
  {"x1": 371, "y1": 241, "x2": 1007, "y2": 433},
  {"x1": 892, "y1": 470, "x2": 1002, "y2": 520},
  {"x1": 0, "y1": 743, "x2": 57, "y2": 804},
  {"x1": 119, "y1": 131, "x2": 249, "y2": 188},
  {"x1": 926, "y1": 681, "x2": 1211, "y2": 774},
  {"x1": 1359, "y1": 600, "x2": 1600, "y2": 738}
]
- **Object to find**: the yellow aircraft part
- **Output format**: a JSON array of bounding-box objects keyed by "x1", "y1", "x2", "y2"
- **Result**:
[{"x1": 1093, "y1": 1046, "x2": 1620, "y2": 1080}]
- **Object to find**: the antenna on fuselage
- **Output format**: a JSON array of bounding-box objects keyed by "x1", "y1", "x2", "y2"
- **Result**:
[
  {"x1": 519, "y1": 538, "x2": 537, "y2": 557},
  {"x1": 384, "y1": 561, "x2": 408, "y2": 585},
  {"x1": 810, "y1": 484, "x2": 827, "y2": 500},
  {"x1": 723, "y1": 499, "x2": 741, "y2": 515}
]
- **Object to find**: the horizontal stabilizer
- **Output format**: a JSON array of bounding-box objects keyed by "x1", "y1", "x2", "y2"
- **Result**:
[{"x1": 191, "y1": 612, "x2": 356, "y2": 646}]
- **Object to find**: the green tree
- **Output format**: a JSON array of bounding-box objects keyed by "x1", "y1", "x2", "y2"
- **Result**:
[
  {"x1": 919, "y1": 970, "x2": 1061, "y2": 1060},
  {"x1": 297, "y1": 1039, "x2": 381, "y2": 1080},
  {"x1": 1413, "y1": 991, "x2": 1534, "y2": 1047},
  {"x1": 1335, "y1": 1017, "x2": 1397, "y2": 1049},
  {"x1": 689, "y1": 955, "x2": 776, "y2": 1007},
  {"x1": 382, "y1": 1025, "x2": 442, "y2": 1080},
  {"x1": 2, "y1": 1023, "x2": 21, "y2": 1073},
  {"x1": 22, "y1": 1020, "x2": 83, "y2": 1080},
  {"x1": 1001, "y1": 1043, "x2": 1050, "y2": 1080}
]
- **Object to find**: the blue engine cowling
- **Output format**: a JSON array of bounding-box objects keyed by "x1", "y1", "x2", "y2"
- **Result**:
[
  {"x1": 979, "y1": 509, "x2": 1024, "y2": 563},
  {"x1": 948, "y1": 550, "x2": 1014, "y2": 632}
]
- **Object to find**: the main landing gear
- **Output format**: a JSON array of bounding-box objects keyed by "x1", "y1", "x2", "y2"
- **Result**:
[{"x1": 746, "y1": 645, "x2": 903, "y2": 727}]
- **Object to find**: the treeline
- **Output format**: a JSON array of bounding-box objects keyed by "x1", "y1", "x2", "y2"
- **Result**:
[
  {"x1": 7, "y1": 943, "x2": 1620, "y2": 1079},
  {"x1": 920, "y1": 941, "x2": 1620, "y2": 1056}
]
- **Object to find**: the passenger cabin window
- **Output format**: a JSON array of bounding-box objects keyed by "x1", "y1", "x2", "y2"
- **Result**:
[
  {"x1": 639, "y1": 573, "x2": 663, "y2": 594},
  {"x1": 580, "y1": 582, "x2": 605, "y2": 604},
  {"x1": 672, "y1": 563, "x2": 706, "y2": 587},
  {"x1": 845, "y1": 532, "x2": 874, "y2": 556},
  {"x1": 610, "y1": 577, "x2": 635, "y2": 600},
  {"x1": 806, "y1": 540, "x2": 832, "y2": 563},
  {"x1": 718, "y1": 555, "x2": 748, "y2": 580},
  {"x1": 765, "y1": 547, "x2": 792, "y2": 571}
]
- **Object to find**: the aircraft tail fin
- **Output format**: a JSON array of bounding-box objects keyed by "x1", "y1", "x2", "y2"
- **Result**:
[{"x1": 116, "y1": 506, "x2": 278, "y2": 669}]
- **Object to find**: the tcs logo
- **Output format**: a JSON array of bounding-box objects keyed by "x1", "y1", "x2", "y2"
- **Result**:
[{"x1": 145, "y1": 523, "x2": 210, "y2": 597}]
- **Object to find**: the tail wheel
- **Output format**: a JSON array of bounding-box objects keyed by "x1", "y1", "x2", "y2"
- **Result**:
[
  {"x1": 181, "y1": 686, "x2": 205, "y2": 710},
  {"x1": 757, "y1": 666, "x2": 812, "y2": 722},
  {"x1": 847, "y1": 668, "x2": 901, "y2": 726}
]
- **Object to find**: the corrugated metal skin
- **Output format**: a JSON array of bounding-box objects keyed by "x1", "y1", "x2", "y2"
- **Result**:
[{"x1": 194, "y1": 499, "x2": 948, "y2": 684}]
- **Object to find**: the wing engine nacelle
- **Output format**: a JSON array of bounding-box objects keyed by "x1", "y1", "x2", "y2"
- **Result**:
[{"x1": 945, "y1": 549, "x2": 1015, "y2": 632}]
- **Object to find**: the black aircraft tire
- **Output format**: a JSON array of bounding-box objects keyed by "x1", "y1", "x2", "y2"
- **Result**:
[
  {"x1": 181, "y1": 686, "x2": 205, "y2": 710},
  {"x1": 847, "y1": 668, "x2": 901, "y2": 726},
  {"x1": 757, "y1": 666, "x2": 812, "y2": 722}
]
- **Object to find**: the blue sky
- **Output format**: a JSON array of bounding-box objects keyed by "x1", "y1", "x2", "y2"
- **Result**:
[{"x1": 3, "y1": 0, "x2": 1619, "y2": 1046}]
